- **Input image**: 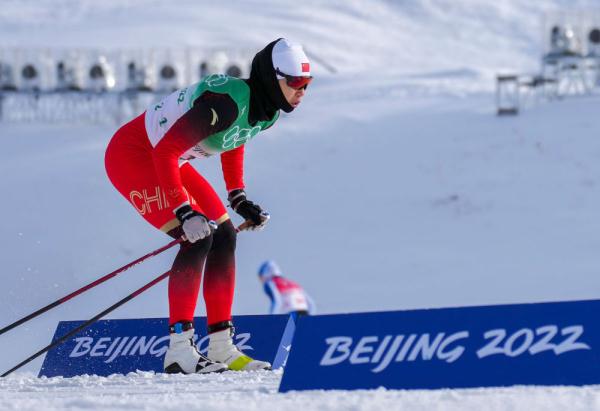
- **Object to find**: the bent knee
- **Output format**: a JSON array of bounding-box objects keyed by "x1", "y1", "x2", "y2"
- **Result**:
[
  {"x1": 212, "y1": 219, "x2": 237, "y2": 252},
  {"x1": 180, "y1": 234, "x2": 213, "y2": 254}
]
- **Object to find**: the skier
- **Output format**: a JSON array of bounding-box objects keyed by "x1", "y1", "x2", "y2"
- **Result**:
[
  {"x1": 258, "y1": 260, "x2": 316, "y2": 317},
  {"x1": 104, "y1": 38, "x2": 312, "y2": 374}
]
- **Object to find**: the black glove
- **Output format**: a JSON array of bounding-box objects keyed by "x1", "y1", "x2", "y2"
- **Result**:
[{"x1": 228, "y1": 189, "x2": 270, "y2": 230}]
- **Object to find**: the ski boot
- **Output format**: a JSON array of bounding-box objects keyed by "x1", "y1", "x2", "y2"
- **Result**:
[
  {"x1": 207, "y1": 321, "x2": 271, "y2": 371},
  {"x1": 164, "y1": 322, "x2": 229, "y2": 374}
]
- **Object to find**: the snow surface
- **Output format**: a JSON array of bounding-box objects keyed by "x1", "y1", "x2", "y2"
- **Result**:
[
  {"x1": 2, "y1": 0, "x2": 600, "y2": 409},
  {"x1": 4, "y1": 371, "x2": 600, "y2": 411}
]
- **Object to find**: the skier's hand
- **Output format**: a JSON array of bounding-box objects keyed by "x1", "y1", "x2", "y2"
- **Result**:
[
  {"x1": 175, "y1": 204, "x2": 215, "y2": 243},
  {"x1": 228, "y1": 189, "x2": 270, "y2": 231}
]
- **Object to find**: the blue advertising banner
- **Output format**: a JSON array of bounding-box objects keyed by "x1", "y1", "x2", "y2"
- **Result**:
[
  {"x1": 272, "y1": 315, "x2": 296, "y2": 370},
  {"x1": 279, "y1": 299, "x2": 600, "y2": 392},
  {"x1": 40, "y1": 314, "x2": 290, "y2": 378}
]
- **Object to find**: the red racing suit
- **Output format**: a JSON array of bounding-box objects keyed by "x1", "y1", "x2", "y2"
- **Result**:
[{"x1": 105, "y1": 75, "x2": 278, "y2": 326}]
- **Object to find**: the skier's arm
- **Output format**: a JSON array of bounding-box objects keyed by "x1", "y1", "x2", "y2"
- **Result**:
[
  {"x1": 262, "y1": 282, "x2": 275, "y2": 314},
  {"x1": 265, "y1": 281, "x2": 283, "y2": 314},
  {"x1": 152, "y1": 92, "x2": 237, "y2": 213},
  {"x1": 220, "y1": 145, "x2": 245, "y2": 192},
  {"x1": 220, "y1": 109, "x2": 280, "y2": 191},
  {"x1": 224, "y1": 148, "x2": 270, "y2": 230}
]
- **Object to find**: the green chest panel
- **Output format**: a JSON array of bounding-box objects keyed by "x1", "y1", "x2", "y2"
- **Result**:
[{"x1": 187, "y1": 75, "x2": 279, "y2": 156}]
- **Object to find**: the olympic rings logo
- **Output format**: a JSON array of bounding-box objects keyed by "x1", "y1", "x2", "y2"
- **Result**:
[
  {"x1": 204, "y1": 74, "x2": 229, "y2": 87},
  {"x1": 222, "y1": 125, "x2": 262, "y2": 149}
]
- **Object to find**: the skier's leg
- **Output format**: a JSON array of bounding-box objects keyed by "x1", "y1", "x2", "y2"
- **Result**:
[
  {"x1": 166, "y1": 235, "x2": 211, "y2": 324},
  {"x1": 179, "y1": 162, "x2": 233, "y2": 325},
  {"x1": 105, "y1": 119, "x2": 226, "y2": 373},
  {"x1": 203, "y1": 220, "x2": 236, "y2": 325},
  {"x1": 162, "y1": 232, "x2": 229, "y2": 374},
  {"x1": 180, "y1": 162, "x2": 235, "y2": 324},
  {"x1": 178, "y1": 162, "x2": 230, "y2": 222},
  {"x1": 180, "y1": 164, "x2": 270, "y2": 371},
  {"x1": 106, "y1": 118, "x2": 204, "y2": 325}
]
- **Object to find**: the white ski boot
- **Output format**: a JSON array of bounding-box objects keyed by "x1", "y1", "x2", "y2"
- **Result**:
[
  {"x1": 164, "y1": 323, "x2": 229, "y2": 374},
  {"x1": 207, "y1": 324, "x2": 271, "y2": 371}
]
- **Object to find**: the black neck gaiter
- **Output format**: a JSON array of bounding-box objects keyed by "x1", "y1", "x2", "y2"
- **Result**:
[{"x1": 245, "y1": 39, "x2": 294, "y2": 125}]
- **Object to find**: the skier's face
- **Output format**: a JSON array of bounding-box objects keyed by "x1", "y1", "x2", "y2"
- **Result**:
[{"x1": 278, "y1": 79, "x2": 306, "y2": 109}]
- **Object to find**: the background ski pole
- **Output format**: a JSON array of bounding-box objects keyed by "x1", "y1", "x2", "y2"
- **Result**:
[
  {"x1": 0, "y1": 238, "x2": 182, "y2": 337},
  {"x1": 1, "y1": 270, "x2": 170, "y2": 378}
]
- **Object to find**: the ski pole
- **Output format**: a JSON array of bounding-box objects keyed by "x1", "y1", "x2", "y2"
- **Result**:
[
  {"x1": 1, "y1": 270, "x2": 170, "y2": 378},
  {"x1": 0, "y1": 238, "x2": 182, "y2": 337}
]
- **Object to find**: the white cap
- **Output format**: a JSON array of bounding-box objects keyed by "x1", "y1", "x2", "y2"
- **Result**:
[{"x1": 272, "y1": 38, "x2": 311, "y2": 78}]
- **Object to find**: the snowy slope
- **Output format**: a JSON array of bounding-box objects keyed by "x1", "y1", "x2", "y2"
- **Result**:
[
  {"x1": 2, "y1": 0, "x2": 600, "y2": 409},
  {"x1": 1, "y1": 0, "x2": 597, "y2": 80},
  {"x1": 4, "y1": 370, "x2": 600, "y2": 411}
]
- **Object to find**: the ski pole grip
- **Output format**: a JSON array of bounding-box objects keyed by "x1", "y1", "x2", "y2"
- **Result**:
[
  {"x1": 236, "y1": 212, "x2": 270, "y2": 232},
  {"x1": 236, "y1": 220, "x2": 253, "y2": 232}
]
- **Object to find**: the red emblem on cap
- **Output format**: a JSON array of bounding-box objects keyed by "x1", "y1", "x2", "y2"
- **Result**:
[{"x1": 301, "y1": 63, "x2": 310, "y2": 73}]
